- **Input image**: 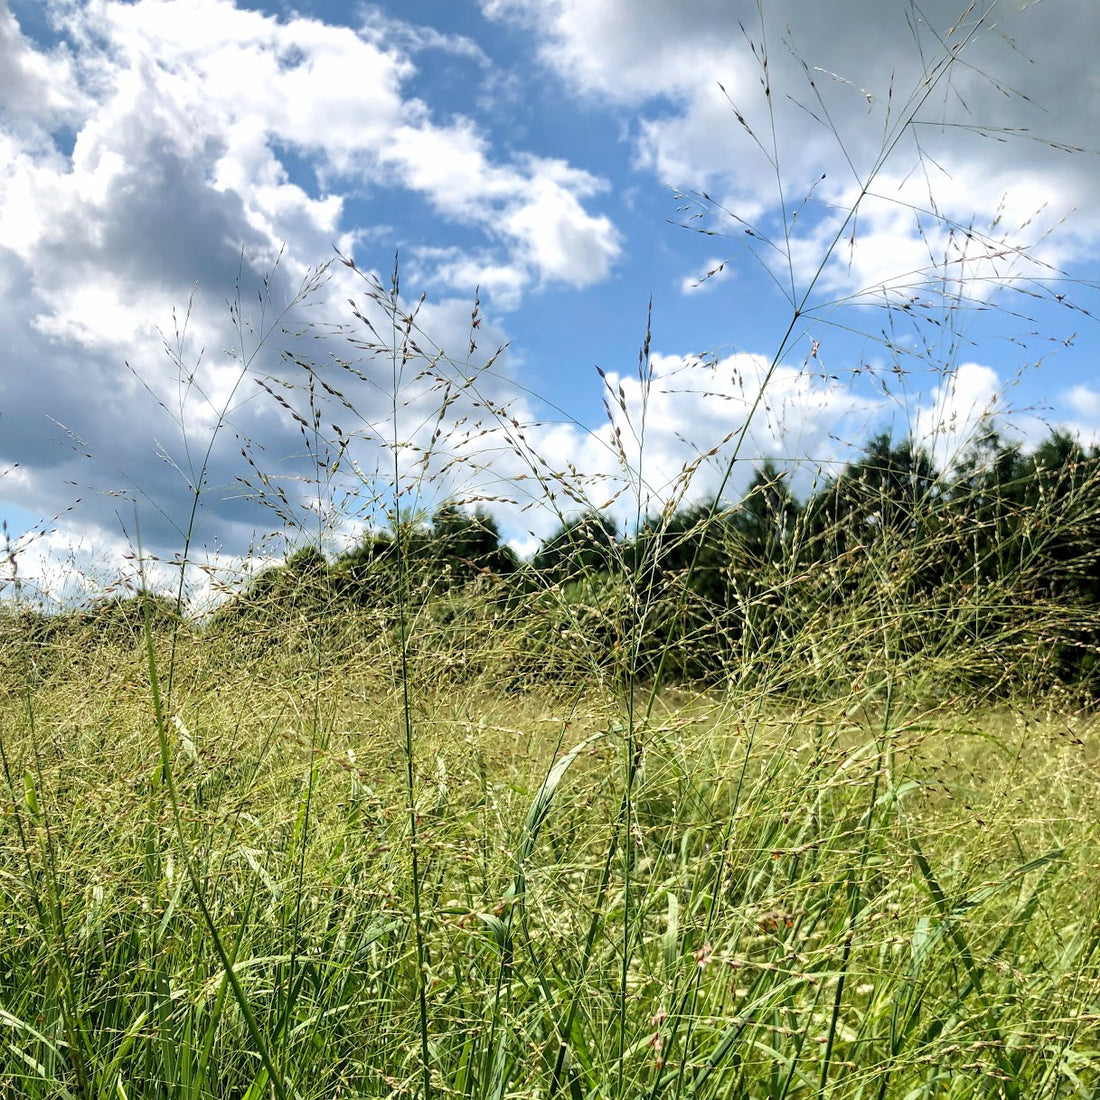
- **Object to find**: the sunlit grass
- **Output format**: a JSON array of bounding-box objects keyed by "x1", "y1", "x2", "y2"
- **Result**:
[
  {"x1": 3, "y1": 5, "x2": 1100, "y2": 1096},
  {"x1": 1, "y1": 622, "x2": 1098, "y2": 1098}
]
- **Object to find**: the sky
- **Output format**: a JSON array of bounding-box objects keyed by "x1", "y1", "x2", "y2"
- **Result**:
[{"x1": 2, "y1": 0, "x2": 1099, "y2": 605}]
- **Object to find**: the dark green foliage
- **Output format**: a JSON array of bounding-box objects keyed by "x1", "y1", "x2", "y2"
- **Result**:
[
  {"x1": 331, "y1": 528, "x2": 403, "y2": 605},
  {"x1": 428, "y1": 505, "x2": 519, "y2": 584},
  {"x1": 623, "y1": 502, "x2": 738, "y2": 681},
  {"x1": 210, "y1": 544, "x2": 336, "y2": 631},
  {"x1": 533, "y1": 511, "x2": 620, "y2": 582},
  {"x1": 1023, "y1": 433, "x2": 1100, "y2": 687},
  {"x1": 73, "y1": 427, "x2": 1100, "y2": 700},
  {"x1": 332, "y1": 506, "x2": 518, "y2": 604},
  {"x1": 730, "y1": 459, "x2": 799, "y2": 566},
  {"x1": 87, "y1": 588, "x2": 181, "y2": 644},
  {"x1": 802, "y1": 434, "x2": 937, "y2": 560}
]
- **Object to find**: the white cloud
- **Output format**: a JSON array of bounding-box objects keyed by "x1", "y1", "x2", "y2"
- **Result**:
[
  {"x1": 356, "y1": 3, "x2": 491, "y2": 66},
  {"x1": 3, "y1": 0, "x2": 1095, "y2": 601},
  {"x1": 482, "y1": 0, "x2": 744, "y2": 103},
  {"x1": 486, "y1": 0, "x2": 1100, "y2": 309},
  {"x1": 500, "y1": 159, "x2": 619, "y2": 285},
  {"x1": 1067, "y1": 384, "x2": 1100, "y2": 422},
  {"x1": 912, "y1": 362, "x2": 1002, "y2": 469},
  {"x1": 379, "y1": 125, "x2": 620, "y2": 287},
  {"x1": 2, "y1": 0, "x2": 620, "y2": 357},
  {"x1": 437, "y1": 349, "x2": 887, "y2": 546},
  {"x1": 1059, "y1": 384, "x2": 1100, "y2": 448},
  {"x1": 406, "y1": 245, "x2": 529, "y2": 309},
  {"x1": 0, "y1": 4, "x2": 89, "y2": 135},
  {"x1": 0, "y1": 0, "x2": 626, "y2": 589}
]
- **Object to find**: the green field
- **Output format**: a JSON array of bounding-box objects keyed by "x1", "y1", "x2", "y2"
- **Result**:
[
  {"x1": 2, "y1": 610, "x2": 1099, "y2": 1099},
  {"x1": 4, "y1": 7, "x2": 1100, "y2": 1093}
]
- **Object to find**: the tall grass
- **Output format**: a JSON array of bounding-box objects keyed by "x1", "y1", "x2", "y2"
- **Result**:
[{"x1": 2, "y1": 4, "x2": 1099, "y2": 1098}]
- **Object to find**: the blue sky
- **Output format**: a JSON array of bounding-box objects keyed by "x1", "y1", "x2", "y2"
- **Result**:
[{"x1": 2, "y1": 0, "x2": 1099, "y2": 603}]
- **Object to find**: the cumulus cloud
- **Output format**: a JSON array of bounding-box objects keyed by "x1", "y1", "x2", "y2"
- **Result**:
[
  {"x1": 405, "y1": 246, "x2": 529, "y2": 310},
  {"x1": 3, "y1": 0, "x2": 1095, "y2": 605},
  {"x1": 378, "y1": 126, "x2": 620, "y2": 290},
  {"x1": 1068, "y1": 385, "x2": 1100, "y2": 421},
  {"x1": 431, "y1": 349, "x2": 888, "y2": 550},
  {"x1": 0, "y1": 4, "x2": 88, "y2": 135},
  {"x1": 0, "y1": 0, "x2": 624, "y2": 597},
  {"x1": 0, "y1": 0, "x2": 622, "y2": 348},
  {"x1": 1060, "y1": 384, "x2": 1100, "y2": 448},
  {"x1": 484, "y1": 0, "x2": 1100, "y2": 308},
  {"x1": 911, "y1": 362, "x2": 1003, "y2": 470}
]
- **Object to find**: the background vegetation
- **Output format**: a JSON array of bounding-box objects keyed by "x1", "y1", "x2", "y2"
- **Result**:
[{"x1": 161, "y1": 423, "x2": 1098, "y2": 700}]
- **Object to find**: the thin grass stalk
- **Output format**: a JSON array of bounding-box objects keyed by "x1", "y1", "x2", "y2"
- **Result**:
[
  {"x1": 646, "y1": 4, "x2": 999, "y2": 706},
  {"x1": 0, "y1": 558, "x2": 89, "y2": 1097},
  {"x1": 273, "y1": 358, "x2": 339, "y2": 1082},
  {"x1": 159, "y1": 256, "x2": 316, "y2": 710},
  {"x1": 130, "y1": 258, "x2": 325, "y2": 1095},
  {"x1": 614, "y1": 301, "x2": 663, "y2": 1097},
  {"x1": 548, "y1": 801, "x2": 627, "y2": 1100},
  {"x1": 385, "y1": 252, "x2": 433, "y2": 1100},
  {"x1": 655, "y1": 713, "x2": 763, "y2": 1100},
  {"x1": 817, "y1": 761, "x2": 884, "y2": 1097},
  {"x1": 481, "y1": 714, "x2": 574, "y2": 1095}
]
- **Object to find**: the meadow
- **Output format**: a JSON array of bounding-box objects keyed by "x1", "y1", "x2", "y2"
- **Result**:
[
  {"x1": 4, "y1": 6, "x2": 1100, "y2": 1096},
  {"x1": 1, "y1": 597, "x2": 1099, "y2": 1099}
]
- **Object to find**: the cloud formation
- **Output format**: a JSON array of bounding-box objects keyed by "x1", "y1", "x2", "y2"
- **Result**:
[
  {"x1": 2, "y1": 0, "x2": 1096, "y2": 606},
  {"x1": 484, "y1": 0, "x2": 1100, "y2": 306},
  {"x1": 0, "y1": 0, "x2": 623, "y2": 595}
]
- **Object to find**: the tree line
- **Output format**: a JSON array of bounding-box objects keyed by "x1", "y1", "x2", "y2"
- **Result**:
[
  {"x1": 6, "y1": 426, "x2": 1096, "y2": 701},
  {"x1": 208, "y1": 426, "x2": 1100, "y2": 698}
]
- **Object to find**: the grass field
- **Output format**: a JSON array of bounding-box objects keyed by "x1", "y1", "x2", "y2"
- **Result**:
[
  {"x1": 1, "y1": 615, "x2": 1098, "y2": 1099},
  {"x1": 4, "y1": 6, "x2": 1100, "y2": 1094}
]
